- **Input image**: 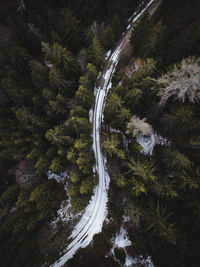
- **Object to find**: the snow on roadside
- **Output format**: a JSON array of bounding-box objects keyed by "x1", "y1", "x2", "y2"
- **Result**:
[
  {"x1": 89, "y1": 108, "x2": 93, "y2": 123},
  {"x1": 131, "y1": 0, "x2": 154, "y2": 25},
  {"x1": 105, "y1": 50, "x2": 112, "y2": 60},
  {"x1": 51, "y1": 1, "x2": 158, "y2": 266},
  {"x1": 48, "y1": 170, "x2": 83, "y2": 227}
]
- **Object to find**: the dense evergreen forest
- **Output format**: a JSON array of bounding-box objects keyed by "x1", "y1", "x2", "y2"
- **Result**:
[
  {"x1": 98, "y1": 0, "x2": 200, "y2": 266},
  {"x1": 0, "y1": 0, "x2": 200, "y2": 266},
  {"x1": 0, "y1": 0, "x2": 141, "y2": 266}
]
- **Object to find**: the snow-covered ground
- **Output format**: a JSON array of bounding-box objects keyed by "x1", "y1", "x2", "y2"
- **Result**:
[
  {"x1": 136, "y1": 131, "x2": 169, "y2": 155},
  {"x1": 110, "y1": 226, "x2": 132, "y2": 267},
  {"x1": 105, "y1": 50, "x2": 112, "y2": 60},
  {"x1": 48, "y1": 171, "x2": 83, "y2": 226},
  {"x1": 51, "y1": 1, "x2": 156, "y2": 266},
  {"x1": 47, "y1": 171, "x2": 68, "y2": 184},
  {"x1": 111, "y1": 227, "x2": 132, "y2": 251},
  {"x1": 51, "y1": 200, "x2": 83, "y2": 227},
  {"x1": 89, "y1": 108, "x2": 93, "y2": 124},
  {"x1": 110, "y1": 218, "x2": 154, "y2": 267},
  {"x1": 125, "y1": 255, "x2": 154, "y2": 267}
]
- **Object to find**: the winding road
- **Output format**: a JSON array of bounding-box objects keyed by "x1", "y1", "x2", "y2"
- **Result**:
[{"x1": 51, "y1": 1, "x2": 160, "y2": 266}]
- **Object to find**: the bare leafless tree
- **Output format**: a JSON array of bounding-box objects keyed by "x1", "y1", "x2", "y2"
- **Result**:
[
  {"x1": 126, "y1": 115, "x2": 152, "y2": 137},
  {"x1": 158, "y1": 57, "x2": 200, "y2": 104}
]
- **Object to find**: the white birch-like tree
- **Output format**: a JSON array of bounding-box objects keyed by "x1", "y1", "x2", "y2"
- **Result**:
[{"x1": 158, "y1": 57, "x2": 200, "y2": 104}]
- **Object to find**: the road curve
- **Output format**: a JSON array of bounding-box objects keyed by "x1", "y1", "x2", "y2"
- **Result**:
[{"x1": 51, "y1": 1, "x2": 157, "y2": 266}]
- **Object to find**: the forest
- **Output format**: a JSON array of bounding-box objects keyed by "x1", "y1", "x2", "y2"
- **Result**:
[
  {"x1": 99, "y1": 0, "x2": 200, "y2": 266},
  {"x1": 0, "y1": 0, "x2": 200, "y2": 266}
]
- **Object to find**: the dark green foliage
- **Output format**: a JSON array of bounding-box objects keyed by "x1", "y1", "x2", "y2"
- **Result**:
[
  {"x1": 90, "y1": 35, "x2": 105, "y2": 69},
  {"x1": 2, "y1": 0, "x2": 200, "y2": 266},
  {"x1": 104, "y1": 25, "x2": 115, "y2": 49},
  {"x1": 130, "y1": 12, "x2": 151, "y2": 58},
  {"x1": 114, "y1": 248, "x2": 126, "y2": 265},
  {"x1": 104, "y1": 88, "x2": 131, "y2": 131},
  {"x1": 111, "y1": 14, "x2": 122, "y2": 40},
  {"x1": 130, "y1": 0, "x2": 200, "y2": 67},
  {"x1": 103, "y1": 40, "x2": 200, "y2": 267},
  {"x1": 0, "y1": 0, "x2": 142, "y2": 266},
  {"x1": 0, "y1": 179, "x2": 61, "y2": 267},
  {"x1": 101, "y1": 134, "x2": 125, "y2": 160}
]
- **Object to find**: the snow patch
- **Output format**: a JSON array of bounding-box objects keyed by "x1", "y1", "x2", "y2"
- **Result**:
[
  {"x1": 105, "y1": 217, "x2": 113, "y2": 224},
  {"x1": 47, "y1": 171, "x2": 68, "y2": 184},
  {"x1": 93, "y1": 86, "x2": 99, "y2": 97},
  {"x1": 51, "y1": 200, "x2": 83, "y2": 227},
  {"x1": 122, "y1": 215, "x2": 131, "y2": 223},
  {"x1": 105, "y1": 50, "x2": 112, "y2": 60},
  {"x1": 110, "y1": 226, "x2": 154, "y2": 267},
  {"x1": 44, "y1": 61, "x2": 52, "y2": 68},
  {"x1": 17, "y1": 0, "x2": 25, "y2": 13},
  {"x1": 89, "y1": 108, "x2": 93, "y2": 123},
  {"x1": 51, "y1": 1, "x2": 157, "y2": 266},
  {"x1": 136, "y1": 131, "x2": 169, "y2": 155},
  {"x1": 125, "y1": 255, "x2": 154, "y2": 267},
  {"x1": 112, "y1": 227, "x2": 132, "y2": 249}
]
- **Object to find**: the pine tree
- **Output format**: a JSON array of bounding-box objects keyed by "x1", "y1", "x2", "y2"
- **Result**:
[
  {"x1": 70, "y1": 169, "x2": 80, "y2": 183},
  {"x1": 126, "y1": 157, "x2": 157, "y2": 183},
  {"x1": 162, "y1": 149, "x2": 192, "y2": 171},
  {"x1": 101, "y1": 134, "x2": 125, "y2": 159},
  {"x1": 111, "y1": 14, "x2": 121, "y2": 40},
  {"x1": 130, "y1": 12, "x2": 151, "y2": 57},
  {"x1": 29, "y1": 60, "x2": 48, "y2": 90},
  {"x1": 52, "y1": 42, "x2": 77, "y2": 76},
  {"x1": 86, "y1": 63, "x2": 98, "y2": 87},
  {"x1": 49, "y1": 67, "x2": 74, "y2": 97},
  {"x1": 131, "y1": 179, "x2": 147, "y2": 196},
  {"x1": 80, "y1": 177, "x2": 94, "y2": 195},
  {"x1": 29, "y1": 183, "x2": 56, "y2": 220},
  {"x1": 76, "y1": 152, "x2": 93, "y2": 174},
  {"x1": 114, "y1": 175, "x2": 127, "y2": 188},
  {"x1": 58, "y1": 9, "x2": 82, "y2": 50},
  {"x1": 71, "y1": 116, "x2": 91, "y2": 134},
  {"x1": 50, "y1": 157, "x2": 64, "y2": 173},
  {"x1": 49, "y1": 94, "x2": 68, "y2": 115},
  {"x1": 104, "y1": 25, "x2": 115, "y2": 49},
  {"x1": 161, "y1": 106, "x2": 194, "y2": 136},
  {"x1": 104, "y1": 92, "x2": 123, "y2": 126},
  {"x1": 45, "y1": 125, "x2": 73, "y2": 146},
  {"x1": 152, "y1": 175, "x2": 178, "y2": 199},
  {"x1": 145, "y1": 200, "x2": 177, "y2": 245},
  {"x1": 75, "y1": 84, "x2": 93, "y2": 109},
  {"x1": 91, "y1": 35, "x2": 105, "y2": 69}
]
